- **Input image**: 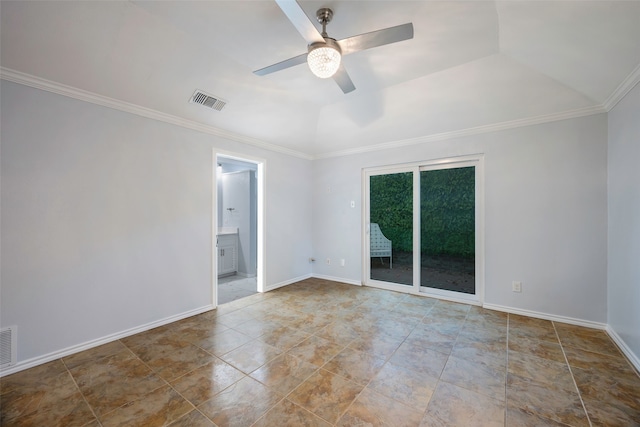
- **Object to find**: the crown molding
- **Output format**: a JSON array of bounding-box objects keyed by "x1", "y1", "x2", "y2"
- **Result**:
[
  {"x1": 603, "y1": 63, "x2": 640, "y2": 112},
  {"x1": 0, "y1": 67, "x2": 313, "y2": 161},
  {"x1": 2, "y1": 67, "x2": 615, "y2": 162},
  {"x1": 314, "y1": 104, "x2": 607, "y2": 159}
]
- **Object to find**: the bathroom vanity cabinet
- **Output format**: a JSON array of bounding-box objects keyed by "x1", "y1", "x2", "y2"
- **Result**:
[{"x1": 217, "y1": 230, "x2": 238, "y2": 277}]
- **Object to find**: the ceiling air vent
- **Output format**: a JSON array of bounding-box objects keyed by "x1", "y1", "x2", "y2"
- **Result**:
[{"x1": 190, "y1": 90, "x2": 227, "y2": 111}]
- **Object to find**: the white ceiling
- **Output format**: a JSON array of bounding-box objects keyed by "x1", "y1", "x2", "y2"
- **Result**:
[{"x1": 2, "y1": 1, "x2": 639, "y2": 158}]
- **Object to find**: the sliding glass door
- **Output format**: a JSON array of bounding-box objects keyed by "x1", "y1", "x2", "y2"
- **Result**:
[
  {"x1": 420, "y1": 166, "x2": 475, "y2": 295},
  {"x1": 369, "y1": 170, "x2": 415, "y2": 287},
  {"x1": 364, "y1": 157, "x2": 483, "y2": 303}
]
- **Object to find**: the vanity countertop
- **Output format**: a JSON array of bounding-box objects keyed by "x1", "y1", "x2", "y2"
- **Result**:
[{"x1": 217, "y1": 227, "x2": 238, "y2": 236}]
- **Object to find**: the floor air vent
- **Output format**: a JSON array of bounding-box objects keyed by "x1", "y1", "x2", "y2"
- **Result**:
[
  {"x1": 190, "y1": 90, "x2": 227, "y2": 111},
  {"x1": 0, "y1": 326, "x2": 17, "y2": 368}
]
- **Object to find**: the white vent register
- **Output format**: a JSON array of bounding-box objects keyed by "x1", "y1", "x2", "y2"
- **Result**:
[
  {"x1": 0, "y1": 326, "x2": 17, "y2": 368},
  {"x1": 190, "y1": 89, "x2": 227, "y2": 111}
]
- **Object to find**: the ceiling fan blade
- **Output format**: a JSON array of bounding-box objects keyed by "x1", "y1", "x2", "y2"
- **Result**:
[
  {"x1": 275, "y1": 0, "x2": 324, "y2": 44},
  {"x1": 333, "y1": 65, "x2": 356, "y2": 94},
  {"x1": 254, "y1": 53, "x2": 307, "y2": 76},
  {"x1": 338, "y1": 23, "x2": 414, "y2": 56}
]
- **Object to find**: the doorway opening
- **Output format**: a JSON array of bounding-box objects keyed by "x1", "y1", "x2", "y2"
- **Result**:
[
  {"x1": 363, "y1": 156, "x2": 484, "y2": 304},
  {"x1": 215, "y1": 153, "x2": 264, "y2": 306}
]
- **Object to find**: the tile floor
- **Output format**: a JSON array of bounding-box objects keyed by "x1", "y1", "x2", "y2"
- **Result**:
[
  {"x1": 218, "y1": 275, "x2": 257, "y2": 305},
  {"x1": 2, "y1": 278, "x2": 639, "y2": 426}
]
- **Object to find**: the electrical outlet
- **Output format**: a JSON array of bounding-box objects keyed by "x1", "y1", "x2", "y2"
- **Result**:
[
  {"x1": 326, "y1": 258, "x2": 331, "y2": 265},
  {"x1": 512, "y1": 281, "x2": 522, "y2": 293},
  {"x1": 340, "y1": 259, "x2": 345, "y2": 267}
]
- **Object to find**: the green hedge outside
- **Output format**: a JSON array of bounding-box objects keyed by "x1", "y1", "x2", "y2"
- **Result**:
[{"x1": 370, "y1": 167, "x2": 475, "y2": 258}]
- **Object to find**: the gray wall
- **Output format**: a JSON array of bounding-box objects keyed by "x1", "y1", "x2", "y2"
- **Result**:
[
  {"x1": 313, "y1": 115, "x2": 608, "y2": 323},
  {"x1": 0, "y1": 80, "x2": 313, "y2": 364},
  {"x1": 608, "y1": 82, "x2": 640, "y2": 360}
]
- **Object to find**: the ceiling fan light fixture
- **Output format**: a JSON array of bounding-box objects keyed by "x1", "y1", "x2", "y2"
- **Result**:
[{"x1": 307, "y1": 41, "x2": 341, "y2": 79}]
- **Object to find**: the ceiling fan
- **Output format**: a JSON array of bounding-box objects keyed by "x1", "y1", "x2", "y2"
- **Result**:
[{"x1": 254, "y1": 0, "x2": 414, "y2": 94}]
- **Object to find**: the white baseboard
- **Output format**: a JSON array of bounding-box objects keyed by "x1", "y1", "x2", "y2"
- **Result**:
[
  {"x1": 482, "y1": 303, "x2": 608, "y2": 330},
  {"x1": 0, "y1": 304, "x2": 214, "y2": 377},
  {"x1": 311, "y1": 274, "x2": 362, "y2": 286},
  {"x1": 264, "y1": 274, "x2": 313, "y2": 292},
  {"x1": 606, "y1": 326, "x2": 640, "y2": 373}
]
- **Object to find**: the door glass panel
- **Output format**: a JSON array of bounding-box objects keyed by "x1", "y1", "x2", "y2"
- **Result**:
[
  {"x1": 420, "y1": 167, "x2": 475, "y2": 294},
  {"x1": 370, "y1": 172, "x2": 413, "y2": 286}
]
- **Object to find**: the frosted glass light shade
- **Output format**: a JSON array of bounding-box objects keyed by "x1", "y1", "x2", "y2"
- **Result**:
[{"x1": 307, "y1": 45, "x2": 341, "y2": 78}]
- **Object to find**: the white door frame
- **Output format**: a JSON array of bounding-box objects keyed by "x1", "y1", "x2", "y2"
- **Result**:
[
  {"x1": 362, "y1": 154, "x2": 484, "y2": 305},
  {"x1": 213, "y1": 150, "x2": 266, "y2": 308}
]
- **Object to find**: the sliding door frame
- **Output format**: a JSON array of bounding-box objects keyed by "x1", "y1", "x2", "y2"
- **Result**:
[{"x1": 362, "y1": 154, "x2": 485, "y2": 305}]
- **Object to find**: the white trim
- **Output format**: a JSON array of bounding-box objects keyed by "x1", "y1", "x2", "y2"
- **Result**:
[
  {"x1": 315, "y1": 106, "x2": 607, "y2": 159},
  {"x1": 265, "y1": 274, "x2": 313, "y2": 292},
  {"x1": 311, "y1": 274, "x2": 362, "y2": 287},
  {"x1": 0, "y1": 305, "x2": 214, "y2": 377},
  {"x1": 606, "y1": 326, "x2": 640, "y2": 374},
  {"x1": 603, "y1": 63, "x2": 640, "y2": 111},
  {"x1": 1, "y1": 67, "x2": 610, "y2": 162},
  {"x1": 0, "y1": 67, "x2": 312, "y2": 161},
  {"x1": 483, "y1": 303, "x2": 607, "y2": 330}
]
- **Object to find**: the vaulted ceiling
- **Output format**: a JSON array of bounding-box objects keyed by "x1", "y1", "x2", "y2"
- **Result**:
[{"x1": 2, "y1": 1, "x2": 639, "y2": 158}]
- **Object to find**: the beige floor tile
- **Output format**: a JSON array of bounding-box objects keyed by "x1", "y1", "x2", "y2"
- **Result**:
[
  {"x1": 421, "y1": 381, "x2": 504, "y2": 427},
  {"x1": 508, "y1": 315, "x2": 558, "y2": 343},
  {"x1": 388, "y1": 342, "x2": 449, "y2": 378},
  {"x1": 232, "y1": 319, "x2": 284, "y2": 338},
  {"x1": 367, "y1": 361, "x2": 438, "y2": 412},
  {"x1": 170, "y1": 358, "x2": 245, "y2": 406},
  {"x1": 581, "y1": 395, "x2": 640, "y2": 426},
  {"x1": 197, "y1": 375, "x2": 281, "y2": 427},
  {"x1": 440, "y1": 355, "x2": 506, "y2": 401},
  {"x1": 508, "y1": 334, "x2": 566, "y2": 362},
  {"x1": 0, "y1": 360, "x2": 67, "y2": 396},
  {"x1": 564, "y1": 345, "x2": 636, "y2": 375},
  {"x1": 256, "y1": 325, "x2": 311, "y2": 351},
  {"x1": 130, "y1": 341, "x2": 216, "y2": 382},
  {"x1": 1, "y1": 364, "x2": 96, "y2": 426},
  {"x1": 287, "y1": 335, "x2": 345, "y2": 367},
  {"x1": 572, "y1": 366, "x2": 640, "y2": 425},
  {"x1": 219, "y1": 340, "x2": 282, "y2": 374},
  {"x1": 69, "y1": 349, "x2": 165, "y2": 417},
  {"x1": 194, "y1": 328, "x2": 254, "y2": 356},
  {"x1": 120, "y1": 324, "x2": 181, "y2": 349},
  {"x1": 348, "y1": 332, "x2": 405, "y2": 360},
  {"x1": 322, "y1": 347, "x2": 386, "y2": 386},
  {"x1": 506, "y1": 373, "x2": 589, "y2": 426},
  {"x1": 450, "y1": 337, "x2": 507, "y2": 369},
  {"x1": 337, "y1": 387, "x2": 424, "y2": 427},
  {"x1": 5, "y1": 279, "x2": 640, "y2": 427},
  {"x1": 127, "y1": 338, "x2": 187, "y2": 360},
  {"x1": 170, "y1": 316, "x2": 230, "y2": 343},
  {"x1": 554, "y1": 323, "x2": 622, "y2": 357},
  {"x1": 215, "y1": 309, "x2": 257, "y2": 328},
  {"x1": 99, "y1": 385, "x2": 192, "y2": 427},
  {"x1": 252, "y1": 399, "x2": 332, "y2": 427},
  {"x1": 314, "y1": 321, "x2": 361, "y2": 346},
  {"x1": 167, "y1": 409, "x2": 216, "y2": 426},
  {"x1": 250, "y1": 353, "x2": 318, "y2": 396},
  {"x1": 505, "y1": 404, "x2": 571, "y2": 427},
  {"x1": 63, "y1": 341, "x2": 128, "y2": 370},
  {"x1": 288, "y1": 369, "x2": 363, "y2": 424},
  {"x1": 405, "y1": 326, "x2": 458, "y2": 355},
  {"x1": 507, "y1": 350, "x2": 576, "y2": 393}
]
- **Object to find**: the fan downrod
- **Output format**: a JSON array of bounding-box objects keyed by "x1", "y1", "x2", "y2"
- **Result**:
[{"x1": 316, "y1": 8, "x2": 333, "y2": 37}]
